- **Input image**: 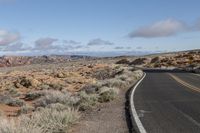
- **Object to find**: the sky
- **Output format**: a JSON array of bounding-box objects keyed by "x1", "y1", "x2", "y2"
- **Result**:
[{"x1": 0, "y1": 0, "x2": 200, "y2": 56}]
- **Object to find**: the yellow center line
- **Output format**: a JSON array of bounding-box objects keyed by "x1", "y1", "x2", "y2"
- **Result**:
[{"x1": 168, "y1": 73, "x2": 200, "y2": 93}]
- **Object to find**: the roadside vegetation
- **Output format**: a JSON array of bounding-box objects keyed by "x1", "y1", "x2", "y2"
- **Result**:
[{"x1": 0, "y1": 63, "x2": 143, "y2": 133}]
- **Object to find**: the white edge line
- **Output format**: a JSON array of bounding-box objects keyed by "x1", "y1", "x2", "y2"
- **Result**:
[{"x1": 130, "y1": 73, "x2": 147, "y2": 133}]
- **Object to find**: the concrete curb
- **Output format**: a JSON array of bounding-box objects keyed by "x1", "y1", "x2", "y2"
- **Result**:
[{"x1": 129, "y1": 73, "x2": 147, "y2": 133}]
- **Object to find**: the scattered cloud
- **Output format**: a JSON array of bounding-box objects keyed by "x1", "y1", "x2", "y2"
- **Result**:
[
  {"x1": 63, "y1": 40, "x2": 81, "y2": 45},
  {"x1": 0, "y1": 29, "x2": 20, "y2": 45},
  {"x1": 194, "y1": 18, "x2": 200, "y2": 30},
  {"x1": 34, "y1": 37, "x2": 58, "y2": 50},
  {"x1": 115, "y1": 46, "x2": 124, "y2": 49},
  {"x1": 129, "y1": 19, "x2": 187, "y2": 38},
  {"x1": 87, "y1": 38, "x2": 114, "y2": 46},
  {"x1": 3, "y1": 42, "x2": 24, "y2": 51},
  {"x1": 136, "y1": 46, "x2": 143, "y2": 49}
]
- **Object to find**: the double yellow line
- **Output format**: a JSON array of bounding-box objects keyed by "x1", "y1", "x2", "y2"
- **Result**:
[{"x1": 169, "y1": 73, "x2": 200, "y2": 93}]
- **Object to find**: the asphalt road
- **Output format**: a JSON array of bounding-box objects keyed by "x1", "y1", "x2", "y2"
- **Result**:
[{"x1": 134, "y1": 72, "x2": 200, "y2": 133}]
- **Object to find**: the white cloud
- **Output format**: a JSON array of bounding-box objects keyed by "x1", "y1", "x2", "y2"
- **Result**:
[
  {"x1": 63, "y1": 40, "x2": 81, "y2": 45},
  {"x1": 34, "y1": 37, "x2": 58, "y2": 50},
  {"x1": 3, "y1": 42, "x2": 23, "y2": 51},
  {"x1": 0, "y1": 29, "x2": 20, "y2": 45},
  {"x1": 194, "y1": 19, "x2": 200, "y2": 30},
  {"x1": 136, "y1": 46, "x2": 143, "y2": 49},
  {"x1": 88, "y1": 38, "x2": 114, "y2": 46},
  {"x1": 129, "y1": 19, "x2": 187, "y2": 38},
  {"x1": 114, "y1": 46, "x2": 124, "y2": 49}
]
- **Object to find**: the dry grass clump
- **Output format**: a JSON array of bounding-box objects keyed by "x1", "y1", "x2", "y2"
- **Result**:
[
  {"x1": 91, "y1": 65, "x2": 124, "y2": 80},
  {"x1": 0, "y1": 95, "x2": 25, "y2": 107},
  {"x1": 17, "y1": 105, "x2": 34, "y2": 115},
  {"x1": 0, "y1": 110, "x2": 4, "y2": 116},
  {"x1": 34, "y1": 90, "x2": 79, "y2": 108},
  {"x1": 0, "y1": 108, "x2": 80, "y2": 133},
  {"x1": 98, "y1": 87, "x2": 119, "y2": 103},
  {"x1": 77, "y1": 91, "x2": 99, "y2": 111},
  {"x1": 24, "y1": 91, "x2": 44, "y2": 101},
  {"x1": 6, "y1": 98, "x2": 25, "y2": 107}
]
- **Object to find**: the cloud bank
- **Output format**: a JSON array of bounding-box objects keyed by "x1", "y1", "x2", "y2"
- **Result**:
[
  {"x1": 34, "y1": 37, "x2": 58, "y2": 50},
  {"x1": 129, "y1": 18, "x2": 200, "y2": 38},
  {"x1": 87, "y1": 38, "x2": 114, "y2": 46},
  {"x1": 0, "y1": 29, "x2": 20, "y2": 45}
]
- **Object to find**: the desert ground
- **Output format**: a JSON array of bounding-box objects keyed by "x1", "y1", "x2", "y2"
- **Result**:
[{"x1": 0, "y1": 49, "x2": 199, "y2": 133}]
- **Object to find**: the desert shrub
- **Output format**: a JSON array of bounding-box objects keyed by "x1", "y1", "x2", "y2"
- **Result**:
[
  {"x1": 115, "y1": 58, "x2": 130, "y2": 64},
  {"x1": 24, "y1": 91, "x2": 43, "y2": 101},
  {"x1": 0, "y1": 95, "x2": 11, "y2": 104},
  {"x1": 7, "y1": 87, "x2": 20, "y2": 97},
  {"x1": 49, "y1": 83, "x2": 64, "y2": 90},
  {"x1": 0, "y1": 95, "x2": 25, "y2": 107},
  {"x1": 98, "y1": 87, "x2": 119, "y2": 103},
  {"x1": 92, "y1": 66, "x2": 124, "y2": 80},
  {"x1": 0, "y1": 110, "x2": 4, "y2": 116},
  {"x1": 34, "y1": 90, "x2": 79, "y2": 108},
  {"x1": 21, "y1": 108, "x2": 80, "y2": 133},
  {"x1": 92, "y1": 68, "x2": 113, "y2": 80},
  {"x1": 7, "y1": 98, "x2": 25, "y2": 107},
  {"x1": 116, "y1": 74, "x2": 129, "y2": 81},
  {"x1": 106, "y1": 78, "x2": 127, "y2": 89},
  {"x1": 15, "y1": 77, "x2": 40, "y2": 89},
  {"x1": 17, "y1": 105, "x2": 34, "y2": 115},
  {"x1": 77, "y1": 91, "x2": 98, "y2": 111},
  {"x1": 132, "y1": 70, "x2": 143, "y2": 79},
  {"x1": 47, "y1": 103, "x2": 68, "y2": 111},
  {"x1": 56, "y1": 72, "x2": 65, "y2": 78},
  {"x1": 81, "y1": 84, "x2": 98, "y2": 94},
  {"x1": 0, "y1": 108, "x2": 80, "y2": 133},
  {"x1": 19, "y1": 77, "x2": 32, "y2": 88},
  {"x1": 39, "y1": 84, "x2": 50, "y2": 90},
  {"x1": 0, "y1": 117, "x2": 42, "y2": 133}
]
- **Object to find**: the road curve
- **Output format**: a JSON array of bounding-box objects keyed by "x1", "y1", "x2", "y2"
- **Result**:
[{"x1": 134, "y1": 72, "x2": 200, "y2": 133}]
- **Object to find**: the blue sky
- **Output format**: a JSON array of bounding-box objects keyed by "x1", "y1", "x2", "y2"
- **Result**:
[{"x1": 0, "y1": 0, "x2": 200, "y2": 56}]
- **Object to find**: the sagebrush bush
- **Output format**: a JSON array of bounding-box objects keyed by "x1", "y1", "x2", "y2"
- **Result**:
[
  {"x1": 98, "y1": 87, "x2": 119, "y2": 103},
  {"x1": 34, "y1": 90, "x2": 79, "y2": 108},
  {"x1": 0, "y1": 108, "x2": 80, "y2": 133},
  {"x1": 0, "y1": 110, "x2": 4, "y2": 116},
  {"x1": 22, "y1": 108, "x2": 80, "y2": 133},
  {"x1": 81, "y1": 84, "x2": 98, "y2": 94},
  {"x1": 7, "y1": 98, "x2": 25, "y2": 107},
  {"x1": 7, "y1": 87, "x2": 20, "y2": 97},
  {"x1": 24, "y1": 91, "x2": 44, "y2": 101},
  {"x1": 77, "y1": 91, "x2": 98, "y2": 111},
  {"x1": 17, "y1": 105, "x2": 34, "y2": 115},
  {"x1": 47, "y1": 103, "x2": 68, "y2": 111},
  {"x1": 39, "y1": 84, "x2": 50, "y2": 90},
  {"x1": 0, "y1": 94, "x2": 25, "y2": 107},
  {"x1": 106, "y1": 78, "x2": 127, "y2": 89}
]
